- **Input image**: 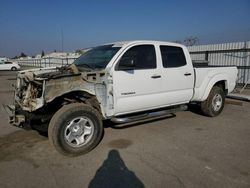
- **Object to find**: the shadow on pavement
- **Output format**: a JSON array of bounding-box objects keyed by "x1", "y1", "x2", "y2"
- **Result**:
[
  {"x1": 88, "y1": 149, "x2": 144, "y2": 188},
  {"x1": 188, "y1": 104, "x2": 204, "y2": 116}
]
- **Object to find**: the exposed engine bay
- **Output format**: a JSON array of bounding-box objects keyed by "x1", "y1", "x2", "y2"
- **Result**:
[{"x1": 11, "y1": 64, "x2": 109, "y2": 128}]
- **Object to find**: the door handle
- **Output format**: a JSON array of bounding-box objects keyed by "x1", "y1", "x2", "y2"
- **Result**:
[
  {"x1": 151, "y1": 75, "x2": 161, "y2": 79},
  {"x1": 184, "y1": 73, "x2": 192, "y2": 76}
]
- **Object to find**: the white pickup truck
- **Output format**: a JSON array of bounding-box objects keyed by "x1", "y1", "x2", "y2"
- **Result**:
[{"x1": 5, "y1": 40, "x2": 238, "y2": 156}]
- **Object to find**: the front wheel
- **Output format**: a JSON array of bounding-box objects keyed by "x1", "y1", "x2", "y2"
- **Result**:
[
  {"x1": 48, "y1": 103, "x2": 103, "y2": 156},
  {"x1": 200, "y1": 86, "x2": 225, "y2": 117}
]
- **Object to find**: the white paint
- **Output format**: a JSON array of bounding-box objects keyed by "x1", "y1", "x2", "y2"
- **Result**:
[
  {"x1": 0, "y1": 61, "x2": 20, "y2": 70},
  {"x1": 14, "y1": 40, "x2": 239, "y2": 119},
  {"x1": 105, "y1": 40, "x2": 238, "y2": 117}
]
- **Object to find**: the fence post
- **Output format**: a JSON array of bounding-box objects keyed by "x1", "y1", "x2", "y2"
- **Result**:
[
  {"x1": 205, "y1": 51, "x2": 209, "y2": 61},
  {"x1": 243, "y1": 41, "x2": 247, "y2": 85}
]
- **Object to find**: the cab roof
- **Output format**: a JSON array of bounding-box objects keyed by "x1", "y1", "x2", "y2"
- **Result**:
[{"x1": 105, "y1": 40, "x2": 185, "y2": 48}]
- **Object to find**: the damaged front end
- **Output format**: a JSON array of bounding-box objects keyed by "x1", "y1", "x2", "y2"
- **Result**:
[
  {"x1": 5, "y1": 68, "x2": 51, "y2": 128},
  {"x1": 16, "y1": 69, "x2": 45, "y2": 111},
  {"x1": 7, "y1": 64, "x2": 108, "y2": 129}
]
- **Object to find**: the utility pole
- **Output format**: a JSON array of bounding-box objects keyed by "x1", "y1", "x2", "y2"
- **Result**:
[{"x1": 61, "y1": 27, "x2": 64, "y2": 52}]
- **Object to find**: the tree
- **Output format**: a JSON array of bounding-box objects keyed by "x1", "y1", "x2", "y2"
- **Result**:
[
  {"x1": 41, "y1": 50, "x2": 45, "y2": 57},
  {"x1": 20, "y1": 52, "x2": 27, "y2": 58},
  {"x1": 75, "y1": 49, "x2": 83, "y2": 54},
  {"x1": 172, "y1": 40, "x2": 182, "y2": 44},
  {"x1": 183, "y1": 36, "x2": 199, "y2": 46}
]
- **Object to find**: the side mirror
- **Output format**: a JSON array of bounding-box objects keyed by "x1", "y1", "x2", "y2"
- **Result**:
[{"x1": 118, "y1": 58, "x2": 135, "y2": 71}]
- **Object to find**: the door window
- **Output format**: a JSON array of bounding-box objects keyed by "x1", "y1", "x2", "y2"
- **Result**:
[
  {"x1": 160, "y1": 46, "x2": 187, "y2": 68},
  {"x1": 4, "y1": 62, "x2": 13, "y2": 64},
  {"x1": 118, "y1": 45, "x2": 156, "y2": 70}
]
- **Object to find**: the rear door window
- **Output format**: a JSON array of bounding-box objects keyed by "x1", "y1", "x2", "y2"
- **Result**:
[{"x1": 160, "y1": 46, "x2": 187, "y2": 68}]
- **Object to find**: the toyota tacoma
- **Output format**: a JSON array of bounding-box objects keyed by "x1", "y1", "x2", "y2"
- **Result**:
[{"x1": 5, "y1": 41, "x2": 238, "y2": 156}]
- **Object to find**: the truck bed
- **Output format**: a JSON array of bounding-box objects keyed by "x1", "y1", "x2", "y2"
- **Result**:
[
  {"x1": 191, "y1": 66, "x2": 238, "y2": 101},
  {"x1": 192, "y1": 60, "x2": 235, "y2": 68}
]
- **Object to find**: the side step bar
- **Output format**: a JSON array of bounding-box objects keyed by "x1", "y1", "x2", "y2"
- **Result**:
[{"x1": 111, "y1": 105, "x2": 188, "y2": 125}]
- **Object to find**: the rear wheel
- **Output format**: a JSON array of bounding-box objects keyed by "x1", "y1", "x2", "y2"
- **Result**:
[
  {"x1": 201, "y1": 86, "x2": 225, "y2": 117},
  {"x1": 11, "y1": 67, "x2": 17, "y2": 71},
  {"x1": 48, "y1": 103, "x2": 103, "y2": 156}
]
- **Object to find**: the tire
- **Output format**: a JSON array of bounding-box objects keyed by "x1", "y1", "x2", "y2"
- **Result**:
[
  {"x1": 201, "y1": 86, "x2": 225, "y2": 117},
  {"x1": 11, "y1": 67, "x2": 17, "y2": 71},
  {"x1": 48, "y1": 103, "x2": 103, "y2": 156}
]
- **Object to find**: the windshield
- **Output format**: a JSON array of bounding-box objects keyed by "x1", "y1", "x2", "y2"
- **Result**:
[{"x1": 74, "y1": 44, "x2": 121, "y2": 70}]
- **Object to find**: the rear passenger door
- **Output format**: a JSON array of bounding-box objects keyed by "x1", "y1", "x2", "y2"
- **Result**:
[
  {"x1": 113, "y1": 45, "x2": 162, "y2": 115},
  {"x1": 159, "y1": 45, "x2": 194, "y2": 105}
]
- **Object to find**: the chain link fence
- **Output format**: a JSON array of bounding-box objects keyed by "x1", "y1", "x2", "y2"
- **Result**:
[{"x1": 15, "y1": 57, "x2": 78, "y2": 68}]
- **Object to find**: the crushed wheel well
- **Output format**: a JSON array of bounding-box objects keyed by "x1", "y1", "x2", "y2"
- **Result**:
[
  {"x1": 46, "y1": 91, "x2": 101, "y2": 113},
  {"x1": 30, "y1": 91, "x2": 102, "y2": 125}
]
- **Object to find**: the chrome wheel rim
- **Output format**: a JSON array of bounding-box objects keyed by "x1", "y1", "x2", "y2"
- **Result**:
[
  {"x1": 212, "y1": 94, "x2": 223, "y2": 112},
  {"x1": 64, "y1": 116, "x2": 94, "y2": 147}
]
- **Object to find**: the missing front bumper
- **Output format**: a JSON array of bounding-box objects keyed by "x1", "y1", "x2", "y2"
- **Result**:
[{"x1": 2, "y1": 104, "x2": 26, "y2": 128}]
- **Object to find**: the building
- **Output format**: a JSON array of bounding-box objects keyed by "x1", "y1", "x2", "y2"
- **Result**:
[{"x1": 0, "y1": 57, "x2": 8, "y2": 62}]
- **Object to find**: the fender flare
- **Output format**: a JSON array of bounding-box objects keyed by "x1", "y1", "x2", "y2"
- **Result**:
[{"x1": 200, "y1": 74, "x2": 228, "y2": 101}]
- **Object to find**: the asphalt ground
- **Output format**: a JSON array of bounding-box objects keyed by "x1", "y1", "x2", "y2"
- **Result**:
[{"x1": 0, "y1": 69, "x2": 250, "y2": 188}]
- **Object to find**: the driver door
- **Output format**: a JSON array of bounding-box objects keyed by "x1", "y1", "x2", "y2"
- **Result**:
[{"x1": 112, "y1": 45, "x2": 162, "y2": 115}]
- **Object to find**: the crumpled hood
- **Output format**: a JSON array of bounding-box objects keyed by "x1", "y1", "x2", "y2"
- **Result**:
[
  {"x1": 18, "y1": 64, "x2": 80, "y2": 81},
  {"x1": 15, "y1": 64, "x2": 107, "y2": 112}
]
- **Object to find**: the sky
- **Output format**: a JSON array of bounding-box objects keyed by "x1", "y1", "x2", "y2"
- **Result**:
[{"x1": 0, "y1": 0, "x2": 249, "y2": 57}]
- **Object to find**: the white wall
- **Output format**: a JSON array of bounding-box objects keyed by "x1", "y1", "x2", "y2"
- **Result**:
[
  {"x1": 0, "y1": 57, "x2": 8, "y2": 62},
  {"x1": 188, "y1": 41, "x2": 250, "y2": 84}
]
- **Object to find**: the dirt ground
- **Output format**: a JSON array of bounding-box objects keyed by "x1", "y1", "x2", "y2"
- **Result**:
[{"x1": 0, "y1": 69, "x2": 250, "y2": 188}]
